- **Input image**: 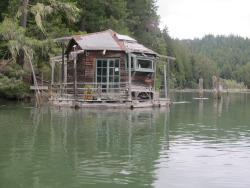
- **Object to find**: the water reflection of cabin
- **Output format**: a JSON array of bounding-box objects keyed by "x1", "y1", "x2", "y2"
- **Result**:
[{"x1": 51, "y1": 29, "x2": 175, "y2": 108}]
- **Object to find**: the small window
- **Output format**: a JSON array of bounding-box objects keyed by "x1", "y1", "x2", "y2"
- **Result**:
[
  {"x1": 137, "y1": 59, "x2": 153, "y2": 69},
  {"x1": 126, "y1": 55, "x2": 155, "y2": 72}
]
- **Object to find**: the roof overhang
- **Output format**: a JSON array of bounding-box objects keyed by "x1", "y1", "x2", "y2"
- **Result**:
[{"x1": 53, "y1": 37, "x2": 72, "y2": 42}]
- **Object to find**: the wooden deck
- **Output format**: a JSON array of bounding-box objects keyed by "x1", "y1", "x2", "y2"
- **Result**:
[{"x1": 51, "y1": 98, "x2": 170, "y2": 109}]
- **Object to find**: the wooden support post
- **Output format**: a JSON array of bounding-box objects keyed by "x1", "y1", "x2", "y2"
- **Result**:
[
  {"x1": 42, "y1": 72, "x2": 44, "y2": 86},
  {"x1": 153, "y1": 60, "x2": 156, "y2": 91},
  {"x1": 73, "y1": 53, "x2": 77, "y2": 100},
  {"x1": 167, "y1": 59, "x2": 170, "y2": 98},
  {"x1": 98, "y1": 84, "x2": 101, "y2": 100},
  {"x1": 64, "y1": 58, "x2": 67, "y2": 84},
  {"x1": 218, "y1": 82, "x2": 223, "y2": 99},
  {"x1": 128, "y1": 52, "x2": 132, "y2": 100},
  {"x1": 164, "y1": 63, "x2": 167, "y2": 98},
  {"x1": 199, "y1": 78, "x2": 203, "y2": 98},
  {"x1": 61, "y1": 42, "x2": 65, "y2": 85},
  {"x1": 212, "y1": 76, "x2": 218, "y2": 99},
  {"x1": 51, "y1": 61, "x2": 55, "y2": 85},
  {"x1": 59, "y1": 62, "x2": 61, "y2": 85},
  {"x1": 225, "y1": 82, "x2": 229, "y2": 94}
]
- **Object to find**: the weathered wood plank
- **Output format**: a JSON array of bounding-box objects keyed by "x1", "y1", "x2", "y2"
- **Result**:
[{"x1": 30, "y1": 86, "x2": 48, "y2": 90}]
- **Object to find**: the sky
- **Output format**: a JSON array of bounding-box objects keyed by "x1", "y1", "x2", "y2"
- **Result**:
[{"x1": 157, "y1": 0, "x2": 250, "y2": 39}]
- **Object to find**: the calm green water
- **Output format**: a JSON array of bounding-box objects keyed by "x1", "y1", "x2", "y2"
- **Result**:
[{"x1": 1, "y1": 92, "x2": 250, "y2": 188}]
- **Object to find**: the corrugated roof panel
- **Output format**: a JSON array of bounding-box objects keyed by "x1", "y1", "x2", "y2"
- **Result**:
[
  {"x1": 76, "y1": 32, "x2": 122, "y2": 50},
  {"x1": 124, "y1": 41, "x2": 157, "y2": 54},
  {"x1": 115, "y1": 34, "x2": 136, "y2": 42}
]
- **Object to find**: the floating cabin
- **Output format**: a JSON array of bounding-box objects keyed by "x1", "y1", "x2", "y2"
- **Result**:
[{"x1": 50, "y1": 29, "x2": 175, "y2": 108}]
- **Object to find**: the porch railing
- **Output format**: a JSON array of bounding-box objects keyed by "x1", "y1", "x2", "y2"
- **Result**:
[{"x1": 51, "y1": 82, "x2": 129, "y2": 100}]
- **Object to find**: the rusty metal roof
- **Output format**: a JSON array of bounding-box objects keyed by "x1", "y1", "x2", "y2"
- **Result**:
[{"x1": 71, "y1": 29, "x2": 157, "y2": 55}]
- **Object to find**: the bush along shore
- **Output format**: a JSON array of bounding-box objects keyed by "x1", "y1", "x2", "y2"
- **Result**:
[{"x1": 0, "y1": 60, "x2": 31, "y2": 100}]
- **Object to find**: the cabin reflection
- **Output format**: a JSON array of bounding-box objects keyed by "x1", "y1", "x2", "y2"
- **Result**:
[{"x1": 46, "y1": 107, "x2": 170, "y2": 186}]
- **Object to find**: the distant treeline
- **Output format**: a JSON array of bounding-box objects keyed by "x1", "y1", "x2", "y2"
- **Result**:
[
  {"x1": 180, "y1": 35, "x2": 250, "y2": 88},
  {"x1": 1, "y1": 0, "x2": 250, "y2": 99}
]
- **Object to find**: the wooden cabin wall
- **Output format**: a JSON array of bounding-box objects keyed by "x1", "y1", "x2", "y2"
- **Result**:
[
  {"x1": 84, "y1": 51, "x2": 126, "y2": 83},
  {"x1": 67, "y1": 59, "x2": 74, "y2": 83},
  {"x1": 77, "y1": 53, "x2": 86, "y2": 83},
  {"x1": 67, "y1": 50, "x2": 127, "y2": 86}
]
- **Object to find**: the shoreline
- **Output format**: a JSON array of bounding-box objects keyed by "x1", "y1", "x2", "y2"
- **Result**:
[{"x1": 173, "y1": 89, "x2": 250, "y2": 93}]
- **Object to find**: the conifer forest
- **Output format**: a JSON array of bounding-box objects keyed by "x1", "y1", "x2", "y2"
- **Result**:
[{"x1": 1, "y1": 0, "x2": 250, "y2": 99}]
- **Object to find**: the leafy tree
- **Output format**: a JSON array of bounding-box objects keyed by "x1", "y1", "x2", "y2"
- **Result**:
[
  {"x1": 180, "y1": 34, "x2": 250, "y2": 88},
  {"x1": 126, "y1": 0, "x2": 161, "y2": 49},
  {"x1": 76, "y1": 0, "x2": 128, "y2": 34},
  {"x1": 220, "y1": 63, "x2": 233, "y2": 79},
  {"x1": 234, "y1": 62, "x2": 250, "y2": 88}
]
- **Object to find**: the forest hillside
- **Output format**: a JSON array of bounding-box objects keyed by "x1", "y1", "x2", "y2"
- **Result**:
[{"x1": 0, "y1": 0, "x2": 249, "y2": 99}]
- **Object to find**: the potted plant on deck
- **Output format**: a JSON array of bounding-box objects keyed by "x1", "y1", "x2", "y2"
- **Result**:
[{"x1": 83, "y1": 85, "x2": 95, "y2": 100}]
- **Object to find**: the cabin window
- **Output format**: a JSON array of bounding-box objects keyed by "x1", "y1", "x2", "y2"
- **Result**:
[
  {"x1": 126, "y1": 55, "x2": 154, "y2": 72},
  {"x1": 96, "y1": 58, "x2": 120, "y2": 92},
  {"x1": 137, "y1": 59, "x2": 153, "y2": 69}
]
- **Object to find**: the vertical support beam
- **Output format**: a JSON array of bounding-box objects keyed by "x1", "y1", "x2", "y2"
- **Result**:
[
  {"x1": 42, "y1": 72, "x2": 44, "y2": 86},
  {"x1": 212, "y1": 76, "x2": 218, "y2": 99},
  {"x1": 199, "y1": 78, "x2": 203, "y2": 98},
  {"x1": 225, "y1": 81, "x2": 229, "y2": 94},
  {"x1": 153, "y1": 60, "x2": 156, "y2": 91},
  {"x1": 164, "y1": 63, "x2": 167, "y2": 98},
  {"x1": 51, "y1": 61, "x2": 55, "y2": 85},
  {"x1": 64, "y1": 58, "x2": 67, "y2": 84},
  {"x1": 167, "y1": 58, "x2": 170, "y2": 98},
  {"x1": 59, "y1": 62, "x2": 61, "y2": 92},
  {"x1": 128, "y1": 52, "x2": 132, "y2": 100},
  {"x1": 61, "y1": 42, "x2": 65, "y2": 84},
  {"x1": 73, "y1": 53, "x2": 77, "y2": 100},
  {"x1": 218, "y1": 82, "x2": 223, "y2": 99}
]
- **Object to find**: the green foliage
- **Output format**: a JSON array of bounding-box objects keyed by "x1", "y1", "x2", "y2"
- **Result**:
[
  {"x1": 220, "y1": 79, "x2": 247, "y2": 90},
  {"x1": 83, "y1": 85, "x2": 95, "y2": 94},
  {"x1": 233, "y1": 62, "x2": 250, "y2": 88},
  {"x1": 1, "y1": 0, "x2": 250, "y2": 94},
  {"x1": 0, "y1": 74, "x2": 30, "y2": 99},
  {"x1": 181, "y1": 35, "x2": 250, "y2": 88},
  {"x1": 0, "y1": 62, "x2": 30, "y2": 99},
  {"x1": 30, "y1": 0, "x2": 79, "y2": 34}
]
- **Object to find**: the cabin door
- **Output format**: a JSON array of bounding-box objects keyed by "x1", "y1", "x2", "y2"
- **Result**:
[{"x1": 96, "y1": 58, "x2": 120, "y2": 92}]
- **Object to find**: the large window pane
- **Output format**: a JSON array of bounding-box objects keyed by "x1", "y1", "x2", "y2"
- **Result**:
[
  {"x1": 114, "y1": 76, "x2": 119, "y2": 82},
  {"x1": 102, "y1": 68, "x2": 107, "y2": 75},
  {"x1": 97, "y1": 68, "x2": 102, "y2": 76},
  {"x1": 109, "y1": 68, "x2": 114, "y2": 75},
  {"x1": 103, "y1": 60, "x2": 107, "y2": 67},
  {"x1": 97, "y1": 76, "x2": 101, "y2": 82},
  {"x1": 115, "y1": 68, "x2": 119, "y2": 75},
  {"x1": 115, "y1": 59, "x2": 119, "y2": 67},
  {"x1": 110, "y1": 60, "x2": 114, "y2": 67},
  {"x1": 97, "y1": 60, "x2": 102, "y2": 68},
  {"x1": 109, "y1": 76, "x2": 114, "y2": 82},
  {"x1": 102, "y1": 77, "x2": 107, "y2": 82}
]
